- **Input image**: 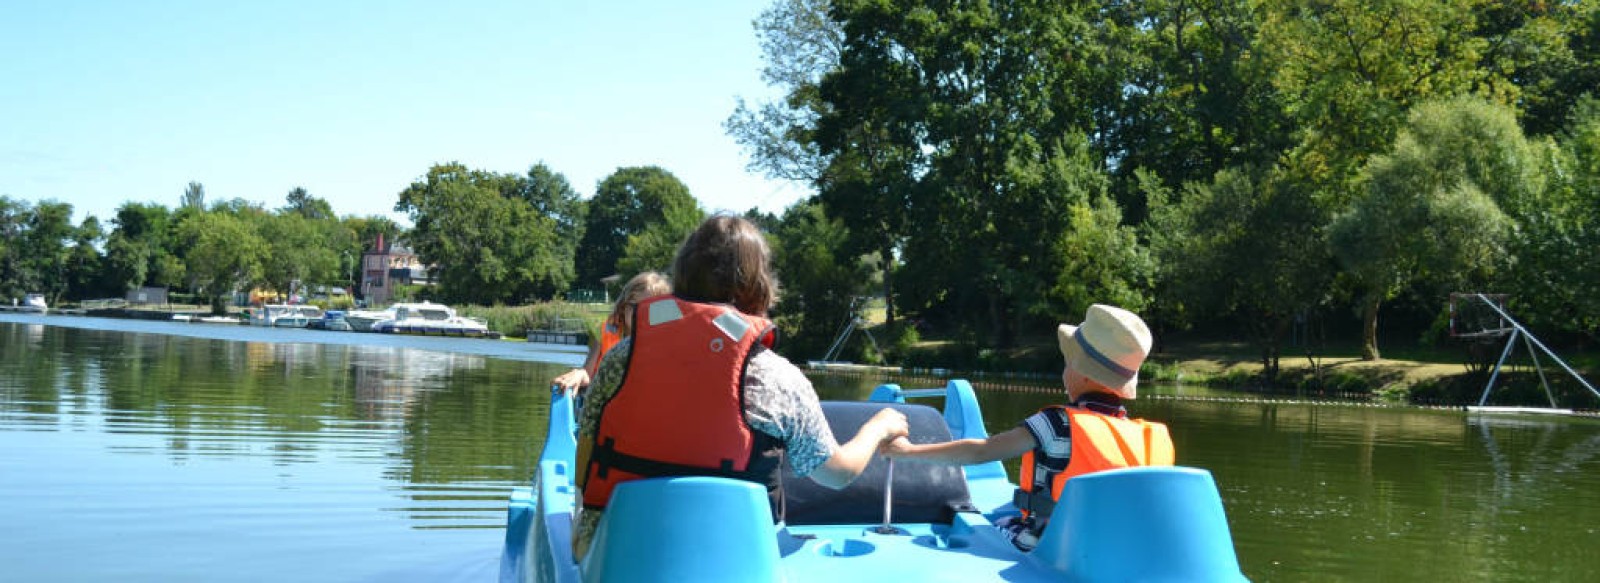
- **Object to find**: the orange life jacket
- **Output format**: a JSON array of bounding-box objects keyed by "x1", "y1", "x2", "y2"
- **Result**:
[
  {"x1": 579, "y1": 295, "x2": 781, "y2": 511},
  {"x1": 1015, "y1": 405, "x2": 1175, "y2": 519},
  {"x1": 585, "y1": 320, "x2": 623, "y2": 377}
]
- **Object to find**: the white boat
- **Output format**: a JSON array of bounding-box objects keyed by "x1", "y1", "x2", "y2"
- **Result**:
[
  {"x1": 343, "y1": 308, "x2": 394, "y2": 332},
  {"x1": 250, "y1": 304, "x2": 324, "y2": 328},
  {"x1": 17, "y1": 293, "x2": 48, "y2": 314},
  {"x1": 369, "y1": 301, "x2": 490, "y2": 337}
]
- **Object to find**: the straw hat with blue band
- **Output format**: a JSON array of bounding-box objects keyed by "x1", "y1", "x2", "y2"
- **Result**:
[{"x1": 1057, "y1": 304, "x2": 1153, "y2": 399}]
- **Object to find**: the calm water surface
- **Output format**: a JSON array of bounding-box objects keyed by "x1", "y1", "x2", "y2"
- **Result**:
[{"x1": 3, "y1": 315, "x2": 1599, "y2": 581}]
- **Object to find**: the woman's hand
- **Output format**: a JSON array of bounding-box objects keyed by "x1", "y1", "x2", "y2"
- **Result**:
[
  {"x1": 812, "y1": 408, "x2": 908, "y2": 489},
  {"x1": 552, "y1": 368, "x2": 590, "y2": 391},
  {"x1": 880, "y1": 436, "x2": 915, "y2": 458},
  {"x1": 863, "y1": 408, "x2": 909, "y2": 444}
]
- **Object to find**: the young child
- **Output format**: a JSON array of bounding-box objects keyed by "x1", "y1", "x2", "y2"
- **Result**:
[
  {"x1": 551, "y1": 271, "x2": 671, "y2": 392},
  {"x1": 883, "y1": 303, "x2": 1173, "y2": 551}
]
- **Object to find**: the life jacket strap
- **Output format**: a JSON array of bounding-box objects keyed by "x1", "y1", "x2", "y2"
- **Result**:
[
  {"x1": 592, "y1": 436, "x2": 743, "y2": 482},
  {"x1": 1013, "y1": 487, "x2": 1056, "y2": 518}
]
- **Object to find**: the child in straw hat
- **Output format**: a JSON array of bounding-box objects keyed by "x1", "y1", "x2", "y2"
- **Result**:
[{"x1": 883, "y1": 303, "x2": 1174, "y2": 551}]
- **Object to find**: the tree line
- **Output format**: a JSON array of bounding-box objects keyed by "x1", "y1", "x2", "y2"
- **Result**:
[
  {"x1": 0, "y1": 183, "x2": 400, "y2": 312},
  {"x1": 726, "y1": 0, "x2": 1600, "y2": 370},
  {"x1": 5, "y1": 0, "x2": 1598, "y2": 372}
]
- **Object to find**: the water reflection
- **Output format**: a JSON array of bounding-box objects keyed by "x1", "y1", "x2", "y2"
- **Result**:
[
  {"x1": 0, "y1": 321, "x2": 564, "y2": 582},
  {"x1": 5, "y1": 319, "x2": 1600, "y2": 582}
]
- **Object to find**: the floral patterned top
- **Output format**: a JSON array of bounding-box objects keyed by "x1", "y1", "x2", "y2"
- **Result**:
[{"x1": 571, "y1": 337, "x2": 838, "y2": 559}]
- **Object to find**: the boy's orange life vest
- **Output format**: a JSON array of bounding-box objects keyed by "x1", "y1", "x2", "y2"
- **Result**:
[
  {"x1": 579, "y1": 295, "x2": 780, "y2": 511},
  {"x1": 1015, "y1": 405, "x2": 1175, "y2": 519},
  {"x1": 585, "y1": 320, "x2": 623, "y2": 377}
]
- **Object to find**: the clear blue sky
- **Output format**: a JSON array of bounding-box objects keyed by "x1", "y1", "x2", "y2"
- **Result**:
[{"x1": 1, "y1": 0, "x2": 805, "y2": 227}]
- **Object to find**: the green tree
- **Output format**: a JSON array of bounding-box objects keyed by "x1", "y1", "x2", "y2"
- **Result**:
[
  {"x1": 726, "y1": 0, "x2": 841, "y2": 184},
  {"x1": 0, "y1": 197, "x2": 29, "y2": 299},
  {"x1": 1475, "y1": 1, "x2": 1600, "y2": 136},
  {"x1": 574, "y1": 166, "x2": 702, "y2": 287},
  {"x1": 19, "y1": 201, "x2": 76, "y2": 304},
  {"x1": 819, "y1": 0, "x2": 1129, "y2": 345},
  {"x1": 283, "y1": 187, "x2": 335, "y2": 221},
  {"x1": 769, "y1": 199, "x2": 871, "y2": 359},
  {"x1": 1502, "y1": 95, "x2": 1600, "y2": 336},
  {"x1": 65, "y1": 216, "x2": 105, "y2": 300},
  {"x1": 1331, "y1": 97, "x2": 1533, "y2": 360},
  {"x1": 1258, "y1": 0, "x2": 1494, "y2": 172},
  {"x1": 613, "y1": 204, "x2": 704, "y2": 283},
  {"x1": 394, "y1": 163, "x2": 567, "y2": 304},
  {"x1": 181, "y1": 181, "x2": 206, "y2": 211},
  {"x1": 1147, "y1": 162, "x2": 1338, "y2": 375},
  {"x1": 257, "y1": 212, "x2": 340, "y2": 299},
  {"x1": 513, "y1": 163, "x2": 586, "y2": 296},
  {"x1": 177, "y1": 211, "x2": 266, "y2": 312}
]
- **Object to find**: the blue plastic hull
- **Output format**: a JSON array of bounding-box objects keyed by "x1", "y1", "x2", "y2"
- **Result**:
[{"x1": 501, "y1": 380, "x2": 1248, "y2": 582}]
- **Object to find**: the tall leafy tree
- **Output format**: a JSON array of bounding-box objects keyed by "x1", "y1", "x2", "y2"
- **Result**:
[
  {"x1": 1256, "y1": 0, "x2": 1494, "y2": 185},
  {"x1": 1474, "y1": 1, "x2": 1600, "y2": 136},
  {"x1": 181, "y1": 181, "x2": 206, "y2": 211},
  {"x1": 19, "y1": 201, "x2": 77, "y2": 304},
  {"x1": 103, "y1": 203, "x2": 171, "y2": 293},
  {"x1": 256, "y1": 212, "x2": 340, "y2": 299},
  {"x1": 283, "y1": 187, "x2": 334, "y2": 221},
  {"x1": 0, "y1": 197, "x2": 29, "y2": 299},
  {"x1": 513, "y1": 163, "x2": 586, "y2": 295},
  {"x1": 613, "y1": 201, "x2": 706, "y2": 283},
  {"x1": 1106, "y1": 0, "x2": 1294, "y2": 211},
  {"x1": 769, "y1": 199, "x2": 871, "y2": 359},
  {"x1": 1147, "y1": 163, "x2": 1338, "y2": 375},
  {"x1": 1502, "y1": 95, "x2": 1600, "y2": 337},
  {"x1": 574, "y1": 166, "x2": 702, "y2": 287},
  {"x1": 176, "y1": 211, "x2": 266, "y2": 312},
  {"x1": 65, "y1": 216, "x2": 105, "y2": 300},
  {"x1": 1331, "y1": 97, "x2": 1534, "y2": 360},
  {"x1": 819, "y1": 0, "x2": 1128, "y2": 345},
  {"x1": 395, "y1": 162, "x2": 567, "y2": 304},
  {"x1": 726, "y1": 0, "x2": 842, "y2": 184}
]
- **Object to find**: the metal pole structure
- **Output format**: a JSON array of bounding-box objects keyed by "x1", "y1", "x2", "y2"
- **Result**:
[
  {"x1": 1476, "y1": 294, "x2": 1600, "y2": 402},
  {"x1": 1480, "y1": 327, "x2": 1521, "y2": 407},
  {"x1": 821, "y1": 318, "x2": 857, "y2": 362},
  {"x1": 1522, "y1": 333, "x2": 1559, "y2": 409}
]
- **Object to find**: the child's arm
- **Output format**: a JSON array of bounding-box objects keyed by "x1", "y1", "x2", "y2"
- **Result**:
[{"x1": 882, "y1": 427, "x2": 1035, "y2": 466}]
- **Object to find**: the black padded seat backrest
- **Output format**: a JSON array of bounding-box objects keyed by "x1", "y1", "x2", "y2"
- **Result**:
[{"x1": 780, "y1": 401, "x2": 974, "y2": 526}]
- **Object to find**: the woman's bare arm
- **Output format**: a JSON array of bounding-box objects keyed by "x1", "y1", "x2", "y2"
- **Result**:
[{"x1": 881, "y1": 426, "x2": 1035, "y2": 466}]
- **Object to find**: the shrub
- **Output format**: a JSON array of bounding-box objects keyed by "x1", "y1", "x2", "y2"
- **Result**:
[{"x1": 458, "y1": 302, "x2": 601, "y2": 339}]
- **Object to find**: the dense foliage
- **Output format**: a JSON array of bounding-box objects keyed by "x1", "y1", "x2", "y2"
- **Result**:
[
  {"x1": 6, "y1": 0, "x2": 1599, "y2": 372},
  {"x1": 727, "y1": 0, "x2": 1600, "y2": 369}
]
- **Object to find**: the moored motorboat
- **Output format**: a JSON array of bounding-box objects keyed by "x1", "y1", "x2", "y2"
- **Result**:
[
  {"x1": 342, "y1": 308, "x2": 392, "y2": 332},
  {"x1": 250, "y1": 304, "x2": 323, "y2": 328},
  {"x1": 370, "y1": 301, "x2": 490, "y2": 337},
  {"x1": 501, "y1": 380, "x2": 1248, "y2": 582},
  {"x1": 307, "y1": 310, "x2": 353, "y2": 331},
  {"x1": 16, "y1": 293, "x2": 48, "y2": 314}
]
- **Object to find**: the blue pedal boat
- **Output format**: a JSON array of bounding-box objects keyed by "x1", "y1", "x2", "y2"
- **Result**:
[{"x1": 500, "y1": 380, "x2": 1248, "y2": 582}]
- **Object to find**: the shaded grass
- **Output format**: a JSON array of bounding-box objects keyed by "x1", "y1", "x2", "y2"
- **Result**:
[{"x1": 888, "y1": 326, "x2": 1599, "y2": 408}]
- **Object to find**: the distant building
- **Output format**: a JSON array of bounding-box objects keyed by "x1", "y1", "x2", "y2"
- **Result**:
[{"x1": 360, "y1": 233, "x2": 432, "y2": 306}]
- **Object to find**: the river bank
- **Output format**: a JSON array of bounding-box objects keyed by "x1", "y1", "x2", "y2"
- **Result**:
[{"x1": 878, "y1": 327, "x2": 1600, "y2": 409}]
